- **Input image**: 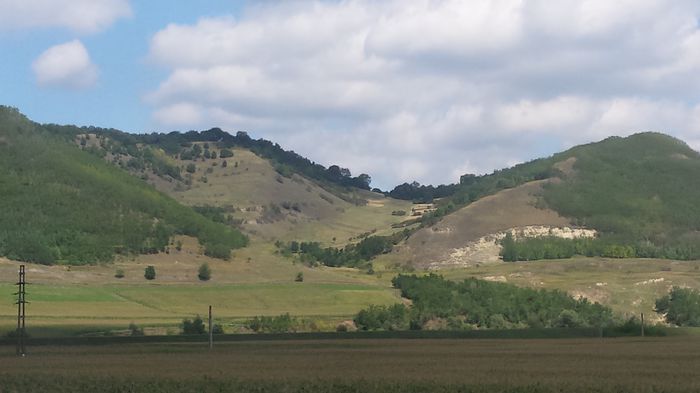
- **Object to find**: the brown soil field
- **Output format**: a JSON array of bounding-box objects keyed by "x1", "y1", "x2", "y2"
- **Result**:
[{"x1": 0, "y1": 337, "x2": 699, "y2": 392}]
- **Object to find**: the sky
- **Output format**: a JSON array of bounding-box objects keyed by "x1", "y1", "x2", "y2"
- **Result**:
[{"x1": 2, "y1": 0, "x2": 700, "y2": 190}]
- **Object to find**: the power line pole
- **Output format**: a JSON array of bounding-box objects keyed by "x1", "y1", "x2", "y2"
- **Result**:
[
  {"x1": 208, "y1": 305, "x2": 213, "y2": 350},
  {"x1": 15, "y1": 265, "x2": 26, "y2": 356}
]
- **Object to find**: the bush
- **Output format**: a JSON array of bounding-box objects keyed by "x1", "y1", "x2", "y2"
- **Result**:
[
  {"x1": 295, "y1": 272, "x2": 304, "y2": 282},
  {"x1": 212, "y1": 324, "x2": 224, "y2": 334},
  {"x1": 128, "y1": 323, "x2": 144, "y2": 336},
  {"x1": 203, "y1": 243, "x2": 230, "y2": 260},
  {"x1": 219, "y1": 148, "x2": 234, "y2": 158},
  {"x1": 198, "y1": 263, "x2": 211, "y2": 281},
  {"x1": 114, "y1": 269, "x2": 125, "y2": 279},
  {"x1": 186, "y1": 163, "x2": 196, "y2": 173},
  {"x1": 656, "y1": 287, "x2": 700, "y2": 326},
  {"x1": 246, "y1": 313, "x2": 296, "y2": 333},
  {"x1": 144, "y1": 265, "x2": 156, "y2": 280},
  {"x1": 182, "y1": 316, "x2": 206, "y2": 335}
]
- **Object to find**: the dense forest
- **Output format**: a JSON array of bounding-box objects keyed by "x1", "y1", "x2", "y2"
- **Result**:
[
  {"x1": 0, "y1": 106, "x2": 247, "y2": 265},
  {"x1": 354, "y1": 274, "x2": 613, "y2": 331}
]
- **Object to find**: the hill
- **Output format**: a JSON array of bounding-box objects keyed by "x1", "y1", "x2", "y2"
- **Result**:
[
  {"x1": 49, "y1": 123, "x2": 412, "y2": 247},
  {"x1": 386, "y1": 132, "x2": 700, "y2": 270},
  {"x1": 0, "y1": 107, "x2": 247, "y2": 265}
]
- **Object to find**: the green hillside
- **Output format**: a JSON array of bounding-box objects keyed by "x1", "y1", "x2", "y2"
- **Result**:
[
  {"x1": 543, "y1": 133, "x2": 700, "y2": 253},
  {"x1": 0, "y1": 107, "x2": 247, "y2": 265},
  {"x1": 424, "y1": 132, "x2": 700, "y2": 260}
]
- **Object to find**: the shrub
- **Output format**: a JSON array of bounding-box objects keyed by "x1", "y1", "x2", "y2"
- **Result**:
[
  {"x1": 219, "y1": 148, "x2": 234, "y2": 158},
  {"x1": 295, "y1": 272, "x2": 304, "y2": 282},
  {"x1": 144, "y1": 265, "x2": 156, "y2": 280},
  {"x1": 128, "y1": 323, "x2": 144, "y2": 336},
  {"x1": 246, "y1": 313, "x2": 296, "y2": 333},
  {"x1": 204, "y1": 243, "x2": 230, "y2": 260},
  {"x1": 198, "y1": 263, "x2": 211, "y2": 281},
  {"x1": 182, "y1": 316, "x2": 206, "y2": 334},
  {"x1": 114, "y1": 269, "x2": 125, "y2": 279},
  {"x1": 656, "y1": 287, "x2": 700, "y2": 326}
]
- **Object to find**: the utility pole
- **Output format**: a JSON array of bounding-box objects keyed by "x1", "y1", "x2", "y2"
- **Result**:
[
  {"x1": 208, "y1": 305, "x2": 213, "y2": 350},
  {"x1": 15, "y1": 265, "x2": 26, "y2": 356}
]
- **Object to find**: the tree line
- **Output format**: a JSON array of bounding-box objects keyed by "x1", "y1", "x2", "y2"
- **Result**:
[
  {"x1": 279, "y1": 230, "x2": 411, "y2": 269},
  {"x1": 354, "y1": 274, "x2": 613, "y2": 331}
]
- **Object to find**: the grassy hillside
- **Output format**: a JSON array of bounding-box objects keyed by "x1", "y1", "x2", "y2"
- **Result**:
[
  {"x1": 413, "y1": 132, "x2": 700, "y2": 261},
  {"x1": 52, "y1": 122, "x2": 412, "y2": 248},
  {"x1": 0, "y1": 107, "x2": 247, "y2": 265}
]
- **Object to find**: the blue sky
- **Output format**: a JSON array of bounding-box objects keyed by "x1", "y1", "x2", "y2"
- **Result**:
[
  {"x1": 2, "y1": 1, "x2": 700, "y2": 189},
  {"x1": 0, "y1": 1, "x2": 249, "y2": 131}
]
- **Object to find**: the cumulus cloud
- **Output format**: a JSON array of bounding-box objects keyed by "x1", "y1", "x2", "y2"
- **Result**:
[
  {"x1": 0, "y1": 0, "x2": 131, "y2": 34},
  {"x1": 32, "y1": 40, "x2": 98, "y2": 89},
  {"x1": 146, "y1": 0, "x2": 700, "y2": 188}
]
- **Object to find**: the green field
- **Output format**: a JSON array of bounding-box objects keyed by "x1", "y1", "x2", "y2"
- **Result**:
[
  {"x1": 0, "y1": 282, "x2": 399, "y2": 336},
  {"x1": 1, "y1": 337, "x2": 699, "y2": 392}
]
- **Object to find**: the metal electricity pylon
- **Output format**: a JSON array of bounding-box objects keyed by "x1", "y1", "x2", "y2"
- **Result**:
[{"x1": 15, "y1": 265, "x2": 26, "y2": 356}]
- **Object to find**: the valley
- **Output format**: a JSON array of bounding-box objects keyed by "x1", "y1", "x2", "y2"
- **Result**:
[{"x1": 2, "y1": 106, "x2": 700, "y2": 337}]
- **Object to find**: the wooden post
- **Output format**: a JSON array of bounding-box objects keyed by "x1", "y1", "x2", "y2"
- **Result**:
[
  {"x1": 640, "y1": 312, "x2": 645, "y2": 337},
  {"x1": 208, "y1": 305, "x2": 213, "y2": 350}
]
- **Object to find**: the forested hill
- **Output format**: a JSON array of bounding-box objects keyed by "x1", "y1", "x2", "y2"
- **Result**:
[
  {"x1": 413, "y1": 132, "x2": 700, "y2": 260},
  {"x1": 540, "y1": 133, "x2": 700, "y2": 257},
  {"x1": 44, "y1": 124, "x2": 373, "y2": 191},
  {"x1": 0, "y1": 106, "x2": 247, "y2": 265}
]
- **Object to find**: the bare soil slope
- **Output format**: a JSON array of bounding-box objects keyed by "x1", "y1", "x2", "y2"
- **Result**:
[{"x1": 391, "y1": 180, "x2": 570, "y2": 269}]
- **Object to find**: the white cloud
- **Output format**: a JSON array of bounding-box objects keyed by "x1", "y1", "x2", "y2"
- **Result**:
[
  {"x1": 32, "y1": 40, "x2": 98, "y2": 90},
  {"x1": 146, "y1": 0, "x2": 700, "y2": 189},
  {"x1": 152, "y1": 103, "x2": 203, "y2": 127},
  {"x1": 0, "y1": 0, "x2": 131, "y2": 34}
]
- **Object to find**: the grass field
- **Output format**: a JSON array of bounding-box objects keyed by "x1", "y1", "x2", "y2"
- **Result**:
[
  {"x1": 1, "y1": 337, "x2": 699, "y2": 392},
  {"x1": 0, "y1": 282, "x2": 399, "y2": 336}
]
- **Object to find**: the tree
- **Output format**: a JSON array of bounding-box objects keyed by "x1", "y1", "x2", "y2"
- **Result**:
[
  {"x1": 290, "y1": 241, "x2": 300, "y2": 253},
  {"x1": 182, "y1": 316, "x2": 206, "y2": 334},
  {"x1": 500, "y1": 232, "x2": 517, "y2": 262},
  {"x1": 186, "y1": 163, "x2": 196, "y2": 173},
  {"x1": 656, "y1": 287, "x2": 700, "y2": 326},
  {"x1": 219, "y1": 148, "x2": 234, "y2": 158},
  {"x1": 128, "y1": 322, "x2": 144, "y2": 336},
  {"x1": 198, "y1": 263, "x2": 211, "y2": 281},
  {"x1": 144, "y1": 265, "x2": 156, "y2": 280}
]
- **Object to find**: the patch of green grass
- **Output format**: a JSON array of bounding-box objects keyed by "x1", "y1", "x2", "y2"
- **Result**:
[{"x1": 0, "y1": 282, "x2": 399, "y2": 336}]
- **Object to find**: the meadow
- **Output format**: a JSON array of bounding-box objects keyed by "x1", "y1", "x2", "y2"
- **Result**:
[
  {"x1": 0, "y1": 282, "x2": 398, "y2": 336},
  {"x1": 1, "y1": 337, "x2": 699, "y2": 392}
]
